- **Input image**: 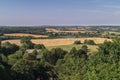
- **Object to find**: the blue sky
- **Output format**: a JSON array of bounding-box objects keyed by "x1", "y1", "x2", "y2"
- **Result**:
[{"x1": 0, "y1": 0, "x2": 120, "y2": 26}]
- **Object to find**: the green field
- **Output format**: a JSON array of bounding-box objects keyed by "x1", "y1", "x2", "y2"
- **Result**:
[{"x1": 47, "y1": 44, "x2": 98, "y2": 55}]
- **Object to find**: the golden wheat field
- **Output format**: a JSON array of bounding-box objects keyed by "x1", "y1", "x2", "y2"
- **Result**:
[
  {"x1": 4, "y1": 33, "x2": 48, "y2": 38},
  {"x1": 2, "y1": 38, "x2": 112, "y2": 47}
]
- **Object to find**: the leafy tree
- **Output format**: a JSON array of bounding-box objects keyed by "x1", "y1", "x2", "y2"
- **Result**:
[
  {"x1": 34, "y1": 44, "x2": 46, "y2": 49},
  {"x1": 56, "y1": 55, "x2": 87, "y2": 80},
  {"x1": 0, "y1": 54, "x2": 7, "y2": 63},
  {"x1": 81, "y1": 45, "x2": 88, "y2": 53},
  {"x1": 98, "y1": 41, "x2": 112, "y2": 55},
  {"x1": 20, "y1": 36, "x2": 31, "y2": 44},
  {"x1": 42, "y1": 48, "x2": 67, "y2": 65},
  {"x1": 24, "y1": 49, "x2": 38, "y2": 60},
  {"x1": 32, "y1": 49, "x2": 38, "y2": 55},
  {"x1": 1, "y1": 42, "x2": 19, "y2": 55},
  {"x1": 20, "y1": 37, "x2": 34, "y2": 49},
  {"x1": 8, "y1": 51, "x2": 23, "y2": 65},
  {"x1": 23, "y1": 53, "x2": 36, "y2": 60},
  {"x1": 0, "y1": 63, "x2": 12, "y2": 80},
  {"x1": 11, "y1": 59, "x2": 56, "y2": 80},
  {"x1": 74, "y1": 40, "x2": 81, "y2": 45},
  {"x1": 77, "y1": 49, "x2": 88, "y2": 59},
  {"x1": 69, "y1": 47, "x2": 77, "y2": 54},
  {"x1": 11, "y1": 59, "x2": 38, "y2": 80},
  {"x1": 84, "y1": 39, "x2": 95, "y2": 45}
]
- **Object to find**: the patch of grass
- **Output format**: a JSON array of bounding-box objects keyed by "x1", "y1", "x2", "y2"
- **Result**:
[
  {"x1": 47, "y1": 44, "x2": 81, "y2": 51},
  {"x1": 47, "y1": 44, "x2": 98, "y2": 54}
]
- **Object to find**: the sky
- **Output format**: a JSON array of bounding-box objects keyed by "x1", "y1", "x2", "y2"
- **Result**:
[{"x1": 1, "y1": 0, "x2": 120, "y2": 26}]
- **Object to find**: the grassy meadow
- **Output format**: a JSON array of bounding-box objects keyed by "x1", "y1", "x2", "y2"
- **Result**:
[{"x1": 47, "y1": 44, "x2": 98, "y2": 55}]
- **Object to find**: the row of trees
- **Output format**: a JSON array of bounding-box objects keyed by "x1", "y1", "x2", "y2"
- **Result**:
[
  {"x1": 48, "y1": 32, "x2": 100, "y2": 38},
  {"x1": 0, "y1": 27, "x2": 46, "y2": 35}
]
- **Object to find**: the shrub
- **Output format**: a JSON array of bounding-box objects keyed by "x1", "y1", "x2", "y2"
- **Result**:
[
  {"x1": 74, "y1": 40, "x2": 81, "y2": 44},
  {"x1": 81, "y1": 45, "x2": 88, "y2": 53},
  {"x1": 84, "y1": 40, "x2": 95, "y2": 45}
]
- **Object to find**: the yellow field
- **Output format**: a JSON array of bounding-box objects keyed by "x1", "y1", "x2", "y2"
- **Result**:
[
  {"x1": 46, "y1": 28, "x2": 97, "y2": 33},
  {"x1": 46, "y1": 28, "x2": 60, "y2": 32},
  {"x1": 2, "y1": 38, "x2": 112, "y2": 47},
  {"x1": 4, "y1": 33, "x2": 48, "y2": 38}
]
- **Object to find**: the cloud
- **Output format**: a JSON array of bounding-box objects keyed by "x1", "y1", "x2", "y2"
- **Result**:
[
  {"x1": 104, "y1": 5, "x2": 120, "y2": 9},
  {"x1": 112, "y1": 11, "x2": 120, "y2": 15},
  {"x1": 78, "y1": 9, "x2": 103, "y2": 13},
  {"x1": 102, "y1": 5, "x2": 120, "y2": 15}
]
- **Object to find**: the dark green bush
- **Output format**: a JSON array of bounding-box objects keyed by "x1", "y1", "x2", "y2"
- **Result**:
[
  {"x1": 34, "y1": 44, "x2": 46, "y2": 49},
  {"x1": 84, "y1": 40, "x2": 95, "y2": 45},
  {"x1": 74, "y1": 40, "x2": 81, "y2": 44}
]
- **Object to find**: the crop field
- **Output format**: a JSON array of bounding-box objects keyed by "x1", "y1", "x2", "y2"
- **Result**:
[
  {"x1": 4, "y1": 33, "x2": 48, "y2": 38},
  {"x1": 2, "y1": 38, "x2": 112, "y2": 46},
  {"x1": 46, "y1": 28, "x2": 97, "y2": 33}
]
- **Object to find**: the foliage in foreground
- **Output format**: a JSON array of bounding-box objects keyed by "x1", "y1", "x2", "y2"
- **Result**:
[
  {"x1": 56, "y1": 39, "x2": 120, "y2": 80},
  {"x1": 0, "y1": 37, "x2": 120, "y2": 80}
]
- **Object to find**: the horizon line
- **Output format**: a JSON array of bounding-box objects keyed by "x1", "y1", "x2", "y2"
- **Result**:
[{"x1": 1, "y1": 24, "x2": 120, "y2": 27}]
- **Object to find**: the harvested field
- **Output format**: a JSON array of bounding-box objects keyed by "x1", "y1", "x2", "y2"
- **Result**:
[
  {"x1": 46, "y1": 28, "x2": 60, "y2": 32},
  {"x1": 2, "y1": 38, "x2": 112, "y2": 47},
  {"x1": 4, "y1": 33, "x2": 48, "y2": 38},
  {"x1": 46, "y1": 28, "x2": 97, "y2": 33}
]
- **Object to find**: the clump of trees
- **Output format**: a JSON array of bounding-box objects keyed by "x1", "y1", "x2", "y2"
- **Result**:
[
  {"x1": 74, "y1": 40, "x2": 96, "y2": 45},
  {"x1": 34, "y1": 44, "x2": 45, "y2": 49},
  {"x1": 74, "y1": 40, "x2": 81, "y2": 44},
  {"x1": 20, "y1": 37, "x2": 46, "y2": 51},
  {"x1": 1, "y1": 42, "x2": 19, "y2": 56},
  {"x1": 20, "y1": 36, "x2": 35, "y2": 49},
  {"x1": 84, "y1": 39, "x2": 95, "y2": 45},
  {"x1": 42, "y1": 48, "x2": 67, "y2": 65}
]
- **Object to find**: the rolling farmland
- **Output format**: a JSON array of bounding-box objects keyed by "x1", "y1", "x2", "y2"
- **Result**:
[{"x1": 2, "y1": 38, "x2": 112, "y2": 47}]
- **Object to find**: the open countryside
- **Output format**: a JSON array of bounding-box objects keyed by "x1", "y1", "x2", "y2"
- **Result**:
[
  {"x1": 0, "y1": 0, "x2": 120, "y2": 80},
  {"x1": 0, "y1": 26, "x2": 120, "y2": 80},
  {"x1": 2, "y1": 38, "x2": 112, "y2": 46}
]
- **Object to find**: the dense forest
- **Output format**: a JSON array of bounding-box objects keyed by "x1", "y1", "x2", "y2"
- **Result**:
[
  {"x1": 0, "y1": 36, "x2": 120, "y2": 80},
  {"x1": 0, "y1": 27, "x2": 46, "y2": 34}
]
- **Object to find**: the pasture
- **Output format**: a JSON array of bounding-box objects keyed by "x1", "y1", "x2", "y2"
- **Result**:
[{"x1": 47, "y1": 44, "x2": 98, "y2": 55}]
